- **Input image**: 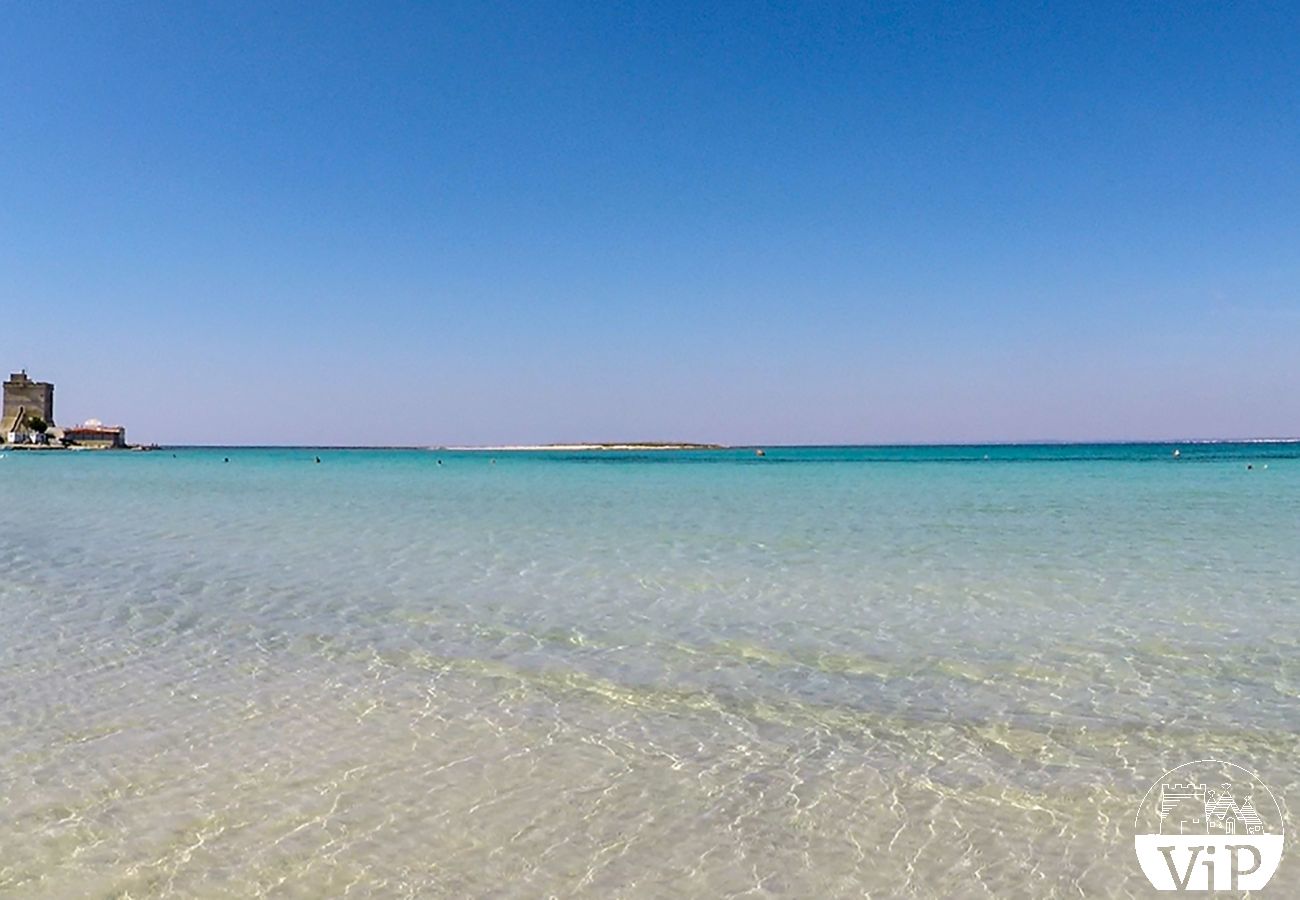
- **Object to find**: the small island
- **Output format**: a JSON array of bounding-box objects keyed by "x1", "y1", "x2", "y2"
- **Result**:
[{"x1": 446, "y1": 442, "x2": 729, "y2": 451}]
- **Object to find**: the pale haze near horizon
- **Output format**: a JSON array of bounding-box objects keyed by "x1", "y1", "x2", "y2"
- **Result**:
[{"x1": 2, "y1": 2, "x2": 1297, "y2": 446}]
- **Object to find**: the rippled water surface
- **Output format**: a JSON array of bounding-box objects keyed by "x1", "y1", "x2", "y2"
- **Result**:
[{"x1": 2, "y1": 444, "x2": 1298, "y2": 897}]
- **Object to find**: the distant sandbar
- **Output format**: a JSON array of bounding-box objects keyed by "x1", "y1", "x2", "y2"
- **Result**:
[{"x1": 444, "y1": 442, "x2": 728, "y2": 451}]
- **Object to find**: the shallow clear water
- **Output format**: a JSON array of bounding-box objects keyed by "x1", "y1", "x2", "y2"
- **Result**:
[{"x1": 1, "y1": 444, "x2": 1297, "y2": 897}]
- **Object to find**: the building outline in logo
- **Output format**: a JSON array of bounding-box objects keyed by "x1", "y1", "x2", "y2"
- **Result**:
[{"x1": 1134, "y1": 759, "x2": 1285, "y2": 891}]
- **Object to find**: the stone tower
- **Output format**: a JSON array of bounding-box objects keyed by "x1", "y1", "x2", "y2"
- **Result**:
[{"x1": 3, "y1": 370, "x2": 55, "y2": 433}]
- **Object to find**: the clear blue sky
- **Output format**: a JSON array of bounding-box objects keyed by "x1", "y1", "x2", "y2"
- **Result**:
[{"x1": 3, "y1": 1, "x2": 1297, "y2": 444}]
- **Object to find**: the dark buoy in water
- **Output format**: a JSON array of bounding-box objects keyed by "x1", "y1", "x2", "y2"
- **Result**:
[
  {"x1": 315, "y1": 456, "x2": 321, "y2": 464},
  {"x1": 223, "y1": 457, "x2": 229, "y2": 463},
  {"x1": 755, "y1": 448, "x2": 766, "y2": 457},
  {"x1": 1247, "y1": 464, "x2": 1253, "y2": 470},
  {"x1": 437, "y1": 459, "x2": 443, "y2": 465}
]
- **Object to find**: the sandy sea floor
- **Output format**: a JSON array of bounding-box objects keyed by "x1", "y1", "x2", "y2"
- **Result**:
[{"x1": 1, "y1": 445, "x2": 1297, "y2": 897}]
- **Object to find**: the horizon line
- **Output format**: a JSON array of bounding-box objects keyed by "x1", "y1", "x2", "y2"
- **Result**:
[{"x1": 127, "y1": 437, "x2": 1300, "y2": 450}]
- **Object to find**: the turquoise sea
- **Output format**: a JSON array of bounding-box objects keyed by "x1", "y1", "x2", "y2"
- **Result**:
[{"x1": 1, "y1": 444, "x2": 1297, "y2": 897}]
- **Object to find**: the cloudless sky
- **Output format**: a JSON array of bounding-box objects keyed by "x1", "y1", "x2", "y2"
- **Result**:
[{"x1": 2, "y1": 1, "x2": 1297, "y2": 444}]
